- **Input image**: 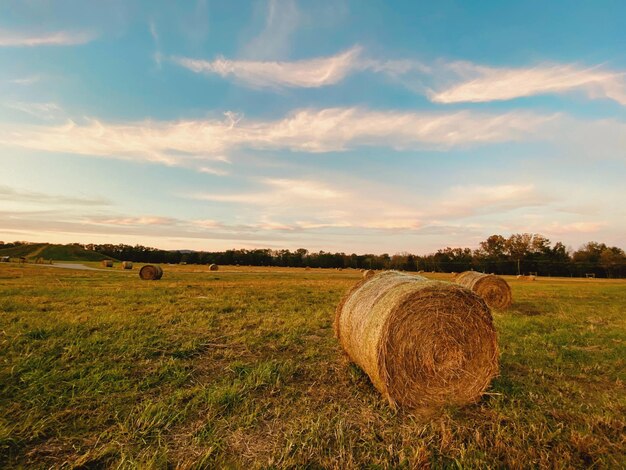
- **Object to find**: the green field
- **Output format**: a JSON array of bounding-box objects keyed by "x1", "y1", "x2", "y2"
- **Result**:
[
  {"x1": 0, "y1": 263, "x2": 624, "y2": 468},
  {"x1": 0, "y1": 244, "x2": 110, "y2": 262}
]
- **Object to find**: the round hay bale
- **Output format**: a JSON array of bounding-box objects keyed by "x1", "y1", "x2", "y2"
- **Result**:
[
  {"x1": 305, "y1": 266, "x2": 311, "y2": 271},
  {"x1": 139, "y1": 265, "x2": 163, "y2": 280},
  {"x1": 362, "y1": 269, "x2": 375, "y2": 278},
  {"x1": 101, "y1": 260, "x2": 113, "y2": 268},
  {"x1": 121, "y1": 261, "x2": 133, "y2": 270},
  {"x1": 335, "y1": 271, "x2": 498, "y2": 409},
  {"x1": 209, "y1": 264, "x2": 219, "y2": 271},
  {"x1": 454, "y1": 271, "x2": 512, "y2": 309}
]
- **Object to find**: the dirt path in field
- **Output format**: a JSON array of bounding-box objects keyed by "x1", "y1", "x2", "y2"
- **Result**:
[
  {"x1": 41, "y1": 263, "x2": 113, "y2": 272},
  {"x1": 26, "y1": 244, "x2": 48, "y2": 259}
]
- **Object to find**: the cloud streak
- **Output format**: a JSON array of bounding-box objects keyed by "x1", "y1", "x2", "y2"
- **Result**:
[
  {"x1": 430, "y1": 62, "x2": 626, "y2": 105},
  {"x1": 186, "y1": 178, "x2": 547, "y2": 234},
  {"x1": 0, "y1": 108, "x2": 553, "y2": 169},
  {"x1": 0, "y1": 29, "x2": 95, "y2": 47},
  {"x1": 439, "y1": 184, "x2": 547, "y2": 217},
  {"x1": 173, "y1": 45, "x2": 430, "y2": 89},
  {"x1": 5, "y1": 102, "x2": 63, "y2": 120},
  {"x1": 173, "y1": 46, "x2": 363, "y2": 88},
  {"x1": 243, "y1": 0, "x2": 300, "y2": 60},
  {"x1": 0, "y1": 185, "x2": 109, "y2": 206},
  {"x1": 171, "y1": 42, "x2": 626, "y2": 107}
]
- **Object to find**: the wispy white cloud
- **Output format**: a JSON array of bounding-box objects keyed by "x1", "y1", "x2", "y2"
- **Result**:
[
  {"x1": 439, "y1": 184, "x2": 547, "y2": 217},
  {"x1": 185, "y1": 178, "x2": 547, "y2": 234},
  {"x1": 189, "y1": 178, "x2": 346, "y2": 205},
  {"x1": 5, "y1": 102, "x2": 63, "y2": 120},
  {"x1": 172, "y1": 45, "x2": 431, "y2": 89},
  {"x1": 544, "y1": 221, "x2": 606, "y2": 234},
  {"x1": 149, "y1": 20, "x2": 159, "y2": 43},
  {"x1": 173, "y1": 46, "x2": 363, "y2": 88},
  {"x1": 175, "y1": 37, "x2": 626, "y2": 104},
  {"x1": 149, "y1": 20, "x2": 162, "y2": 67},
  {"x1": 198, "y1": 166, "x2": 230, "y2": 176},
  {"x1": 0, "y1": 29, "x2": 96, "y2": 47},
  {"x1": 6, "y1": 76, "x2": 41, "y2": 85},
  {"x1": 243, "y1": 0, "x2": 300, "y2": 60},
  {"x1": 430, "y1": 62, "x2": 626, "y2": 105},
  {"x1": 91, "y1": 216, "x2": 178, "y2": 226},
  {"x1": 0, "y1": 185, "x2": 109, "y2": 206},
  {"x1": 0, "y1": 176, "x2": 617, "y2": 253},
  {"x1": 0, "y1": 108, "x2": 551, "y2": 169}
]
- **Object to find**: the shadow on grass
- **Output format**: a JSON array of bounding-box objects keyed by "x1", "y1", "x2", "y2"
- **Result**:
[{"x1": 510, "y1": 300, "x2": 543, "y2": 316}]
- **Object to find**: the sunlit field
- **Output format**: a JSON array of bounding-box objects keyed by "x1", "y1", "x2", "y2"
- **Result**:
[{"x1": 1, "y1": 263, "x2": 624, "y2": 468}]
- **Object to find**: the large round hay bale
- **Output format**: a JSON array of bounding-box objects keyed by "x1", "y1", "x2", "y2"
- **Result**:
[
  {"x1": 139, "y1": 265, "x2": 163, "y2": 280},
  {"x1": 335, "y1": 271, "x2": 498, "y2": 409},
  {"x1": 121, "y1": 261, "x2": 133, "y2": 270},
  {"x1": 102, "y1": 260, "x2": 113, "y2": 268},
  {"x1": 363, "y1": 269, "x2": 375, "y2": 278},
  {"x1": 454, "y1": 271, "x2": 512, "y2": 309},
  {"x1": 209, "y1": 264, "x2": 219, "y2": 271}
]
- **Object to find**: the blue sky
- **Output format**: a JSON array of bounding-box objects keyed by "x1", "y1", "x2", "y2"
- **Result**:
[{"x1": 1, "y1": 0, "x2": 625, "y2": 253}]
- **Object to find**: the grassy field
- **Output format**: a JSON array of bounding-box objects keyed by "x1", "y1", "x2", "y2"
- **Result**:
[
  {"x1": 0, "y1": 263, "x2": 624, "y2": 468},
  {"x1": 0, "y1": 244, "x2": 110, "y2": 262}
]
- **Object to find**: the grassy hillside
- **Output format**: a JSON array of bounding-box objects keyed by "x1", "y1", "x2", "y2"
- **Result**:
[
  {"x1": 0, "y1": 243, "x2": 111, "y2": 262},
  {"x1": 0, "y1": 266, "x2": 624, "y2": 468}
]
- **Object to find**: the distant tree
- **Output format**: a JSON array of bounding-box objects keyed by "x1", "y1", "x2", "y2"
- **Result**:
[
  {"x1": 599, "y1": 247, "x2": 626, "y2": 278},
  {"x1": 572, "y1": 242, "x2": 607, "y2": 264},
  {"x1": 479, "y1": 235, "x2": 507, "y2": 259}
]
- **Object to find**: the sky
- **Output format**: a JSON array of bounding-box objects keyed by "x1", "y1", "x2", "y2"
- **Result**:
[{"x1": 0, "y1": 0, "x2": 625, "y2": 254}]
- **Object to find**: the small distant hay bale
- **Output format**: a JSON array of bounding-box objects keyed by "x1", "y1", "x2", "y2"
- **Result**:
[
  {"x1": 101, "y1": 260, "x2": 113, "y2": 268},
  {"x1": 121, "y1": 261, "x2": 133, "y2": 270},
  {"x1": 305, "y1": 266, "x2": 311, "y2": 271},
  {"x1": 335, "y1": 271, "x2": 498, "y2": 410},
  {"x1": 139, "y1": 265, "x2": 163, "y2": 280},
  {"x1": 455, "y1": 271, "x2": 512, "y2": 309},
  {"x1": 209, "y1": 264, "x2": 219, "y2": 271},
  {"x1": 362, "y1": 269, "x2": 375, "y2": 278}
]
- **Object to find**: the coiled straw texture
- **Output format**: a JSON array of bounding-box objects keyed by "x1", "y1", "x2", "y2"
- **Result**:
[
  {"x1": 335, "y1": 271, "x2": 499, "y2": 409},
  {"x1": 455, "y1": 271, "x2": 512, "y2": 309}
]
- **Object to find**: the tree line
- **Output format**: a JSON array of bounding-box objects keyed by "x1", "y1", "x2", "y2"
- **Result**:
[
  {"x1": 89, "y1": 233, "x2": 626, "y2": 278},
  {"x1": 1, "y1": 233, "x2": 624, "y2": 277}
]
